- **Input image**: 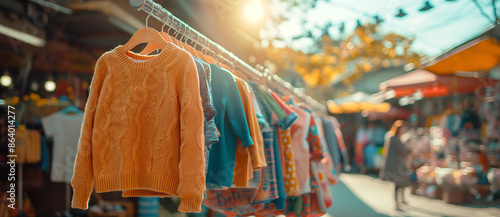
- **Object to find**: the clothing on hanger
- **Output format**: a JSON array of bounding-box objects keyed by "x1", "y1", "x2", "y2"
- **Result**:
[
  {"x1": 71, "y1": 44, "x2": 206, "y2": 213},
  {"x1": 233, "y1": 77, "x2": 266, "y2": 188},
  {"x1": 42, "y1": 112, "x2": 83, "y2": 183},
  {"x1": 206, "y1": 64, "x2": 253, "y2": 188},
  {"x1": 69, "y1": 8, "x2": 335, "y2": 214},
  {"x1": 291, "y1": 105, "x2": 312, "y2": 195}
]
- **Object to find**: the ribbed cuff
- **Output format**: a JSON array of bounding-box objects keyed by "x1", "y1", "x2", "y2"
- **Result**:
[
  {"x1": 279, "y1": 112, "x2": 298, "y2": 130},
  {"x1": 178, "y1": 197, "x2": 203, "y2": 213},
  {"x1": 71, "y1": 191, "x2": 90, "y2": 210},
  {"x1": 122, "y1": 189, "x2": 172, "y2": 197},
  {"x1": 241, "y1": 138, "x2": 254, "y2": 149}
]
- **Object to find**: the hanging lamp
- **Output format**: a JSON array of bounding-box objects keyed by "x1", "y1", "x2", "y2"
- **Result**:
[
  {"x1": 395, "y1": 9, "x2": 407, "y2": 18},
  {"x1": 374, "y1": 15, "x2": 384, "y2": 24},
  {"x1": 356, "y1": 20, "x2": 362, "y2": 28},
  {"x1": 419, "y1": 1, "x2": 434, "y2": 11}
]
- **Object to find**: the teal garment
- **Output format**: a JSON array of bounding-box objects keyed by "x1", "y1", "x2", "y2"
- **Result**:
[
  {"x1": 254, "y1": 86, "x2": 297, "y2": 129},
  {"x1": 137, "y1": 198, "x2": 159, "y2": 217},
  {"x1": 206, "y1": 64, "x2": 254, "y2": 187},
  {"x1": 258, "y1": 88, "x2": 286, "y2": 120}
]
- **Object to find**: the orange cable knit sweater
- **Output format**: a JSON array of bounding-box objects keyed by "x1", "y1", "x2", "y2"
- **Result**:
[{"x1": 71, "y1": 44, "x2": 205, "y2": 213}]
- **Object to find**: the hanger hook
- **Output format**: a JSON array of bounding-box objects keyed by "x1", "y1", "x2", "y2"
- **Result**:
[
  {"x1": 184, "y1": 24, "x2": 190, "y2": 44},
  {"x1": 161, "y1": 9, "x2": 168, "y2": 32},
  {"x1": 180, "y1": 23, "x2": 186, "y2": 42},
  {"x1": 174, "y1": 21, "x2": 182, "y2": 39},
  {"x1": 202, "y1": 36, "x2": 208, "y2": 54},
  {"x1": 146, "y1": 3, "x2": 155, "y2": 28},
  {"x1": 193, "y1": 34, "x2": 199, "y2": 51},
  {"x1": 216, "y1": 46, "x2": 222, "y2": 63},
  {"x1": 166, "y1": 11, "x2": 174, "y2": 34}
]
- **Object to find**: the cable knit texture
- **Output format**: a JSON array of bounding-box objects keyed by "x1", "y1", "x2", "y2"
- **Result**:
[{"x1": 71, "y1": 44, "x2": 205, "y2": 213}]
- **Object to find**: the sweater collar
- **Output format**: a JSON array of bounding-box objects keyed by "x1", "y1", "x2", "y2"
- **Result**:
[{"x1": 114, "y1": 43, "x2": 176, "y2": 69}]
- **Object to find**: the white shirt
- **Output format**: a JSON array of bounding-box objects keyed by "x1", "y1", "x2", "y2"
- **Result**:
[{"x1": 42, "y1": 112, "x2": 84, "y2": 183}]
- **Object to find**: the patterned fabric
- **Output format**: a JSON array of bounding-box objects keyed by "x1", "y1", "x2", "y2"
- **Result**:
[
  {"x1": 202, "y1": 124, "x2": 277, "y2": 215},
  {"x1": 310, "y1": 161, "x2": 333, "y2": 212},
  {"x1": 249, "y1": 83, "x2": 280, "y2": 203},
  {"x1": 310, "y1": 166, "x2": 320, "y2": 193},
  {"x1": 307, "y1": 114, "x2": 324, "y2": 161},
  {"x1": 301, "y1": 193, "x2": 311, "y2": 217},
  {"x1": 278, "y1": 127, "x2": 300, "y2": 196},
  {"x1": 202, "y1": 89, "x2": 279, "y2": 215},
  {"x1": 253, "y1": 123, "x2": 279, "y2": 204},
  {"x1": 203, "y1": 82, "x2": 336, "y2": 216},
  {"x1": 204, "y1": 188, "x2": 264, "y2": 215},
  {"x1": 249, "y1": 84, "x2": 287, "y2": 210}
]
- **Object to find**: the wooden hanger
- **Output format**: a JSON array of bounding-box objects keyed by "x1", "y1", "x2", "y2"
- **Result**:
[
  {"x1": 123, "y1": 4, "x2": 168, "y2": 54},
  {"x1": 123, "y1": 28, "x2": 169, "y2": 54},
  {"x1": 139, "y1": 10, "x2": 179, "y2": 55}
]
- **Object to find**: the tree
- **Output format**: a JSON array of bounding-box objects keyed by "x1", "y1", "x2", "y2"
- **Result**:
[{"x1": 265, "y1": 23, "x2": 422, "y2": 87}]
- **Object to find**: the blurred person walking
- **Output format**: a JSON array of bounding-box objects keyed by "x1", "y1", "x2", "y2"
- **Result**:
[{"x1": 379, "y1": 120, "x2": 412, "y2": 211}]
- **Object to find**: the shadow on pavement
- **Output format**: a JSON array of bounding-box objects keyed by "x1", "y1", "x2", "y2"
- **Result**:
[
  {"x1": 327, "y1": 179, "x2": 389, "y2": 217},
  {"x1": 405, "y1": 205, "x2": 455, "y2": 217},
  {"x1": 455, "y1": 203, "x2": 500, "y2": 209}
]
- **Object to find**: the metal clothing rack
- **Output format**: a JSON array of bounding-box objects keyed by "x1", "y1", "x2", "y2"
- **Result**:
[{"x1": 128, "y1": 0, "x2": 326, "y2": 112}]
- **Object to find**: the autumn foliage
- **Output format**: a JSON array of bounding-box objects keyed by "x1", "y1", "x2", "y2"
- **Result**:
[{"x1": 265, "y1": 24, "x2": 422, "y2": 87}]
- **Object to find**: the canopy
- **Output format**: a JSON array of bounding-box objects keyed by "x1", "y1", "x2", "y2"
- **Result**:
[
  {"x1": 424, "y1": 37, "x2": 500, "y2": 75},
  {"x1": 327, "y1": 91, "x2": 391, "y2": 114},
  {"x1": 366, "y1": 107, "x2": 412, "y2": 121},
  {"x1": 379, "y1": 69, "x2": 497, "y2": 98}
]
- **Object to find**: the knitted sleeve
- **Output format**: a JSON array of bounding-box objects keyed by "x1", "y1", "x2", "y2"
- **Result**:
[
  {"x1": 260, "y1": 89, "x2": 286, "y2": 120},
  {"x1": 270, "y1": 91, "x2": 298, "y2": 129},
  {"x1": 225, "y1": 72, "x2": 254, "y2": 148},
  {"x1": 237, "y1": 80, "x2": 266, "y2": 169},
  {"x1": 71, "y1": 57, "x2": 106, "y2": 209},
  {"x1": 177, "y1": 55, "x2": 206, "y2": 213}
]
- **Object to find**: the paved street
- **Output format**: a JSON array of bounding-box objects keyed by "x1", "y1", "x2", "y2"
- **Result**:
[{"x1": 325, "y1": 174, "x2": 500, "y2": 217}]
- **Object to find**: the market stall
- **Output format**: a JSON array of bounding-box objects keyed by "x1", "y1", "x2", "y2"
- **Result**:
[{"x1": 376, "y1": 34, "x2": 500, "y2": 204}]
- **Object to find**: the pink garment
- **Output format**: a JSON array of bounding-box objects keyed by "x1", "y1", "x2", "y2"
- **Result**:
[
  {"x1": 290, "y1": 105, "x2": 311, "y2": 195},
  {"x1": 330, "y1": 117, "x2": 347, "y2": 152}
]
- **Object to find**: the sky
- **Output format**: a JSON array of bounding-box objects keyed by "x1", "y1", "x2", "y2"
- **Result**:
[{"x1": 262, "y1": 0, "x2": 497, "y2": 58}]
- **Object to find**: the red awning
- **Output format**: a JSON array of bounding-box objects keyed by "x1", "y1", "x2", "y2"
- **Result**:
[
  {"x1": 380, "y1": 69, "x2": 497, "y2": 98},
  {"x1": 367, "y1": 107, "x2": 412, "y2": 121}
]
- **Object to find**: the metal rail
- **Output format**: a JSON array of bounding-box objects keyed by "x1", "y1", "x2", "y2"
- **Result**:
[{"x1": 129, "y1": 0, "x2": 326, "y2": 112}]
